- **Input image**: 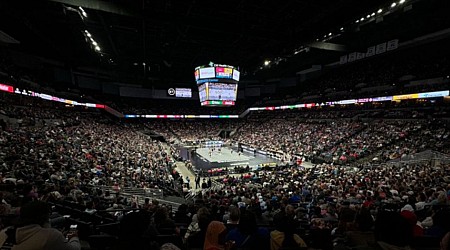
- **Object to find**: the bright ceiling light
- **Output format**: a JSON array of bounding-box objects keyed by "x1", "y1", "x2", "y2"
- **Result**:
[
  {"x1": 360, "y1": 17, "x2": 365, "y2": 21},
  {"x1": 366, "y1": 14, "x2": 371, "y2": 18},
  {"x1": 371, "y1": 12, "x2": 376, "y2": 17},
  {"x1": 391, "y1": 2, "x2": 397, "y2": 7},
  {"x1": 328, "y1": 32, "x2": 332, "y2": 36},
  {"x1": 399, "y1": 0, "x2": 406, "y2": 4},
  {"x1": 264, "y1": 60, "x2": 270, "y2": 66},
  {"x1": 356, "y1": 20, "x2": 360, "y2": 23},
  {"x1": 92, "y1": 41, "x2": 97, "y2": 46},
  {"x1": 86, "y1": 33, "x2": 91, "y2": 38},
  {"x1": 377, "y1": 9, "x2": 383, "y2": 13},
  {"x1": 94, "y1": 46, "x2": 101, "y2": 51},
  {"x1": 79, "y1": 7, "x2": 87, "y2": 18},
  {"x1": 340, "y1": 27, "x2": 344, "y2": 31}
]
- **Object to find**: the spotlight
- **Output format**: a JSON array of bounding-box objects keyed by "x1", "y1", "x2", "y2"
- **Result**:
[
  {"x1": 87, "y1": 33, "x2": 91, "y2": 38},
  {"x1": 377, "y1": 9, "x2": 383, "y2": 13},
  {"x1": 360, "y1": 17, "x2": 365, "y2": 21},
  {"x1": 94, "y1": 46, "x2": 101, "y2": 51},
  {"x1": 92, "y1": 41, "x2": 97, "y2": 46},
  {"x1": 328, "y1": 32, "x2": 332, "y2": 36},
  {"x1": 371, "y1": 12, "x2": 376, "y2": 17},
  {"x1": 399, "y1": 0, "x2": 405, "y2": 4},
  {"x1": 366, "y1": 14, "x2": 370, "y2": 18},
  {"x1": 340, "y1": 27, "x2": 344, "y2": 31},
  {"x1": 391, "y1": 2, "x2": 397, "y2": 7},
  {"x1": 356, "y1": 20, "x2": 360, "y2": 23},
  {"x1": 264, "y1": 60, "x2": 270, "y2": 66}
]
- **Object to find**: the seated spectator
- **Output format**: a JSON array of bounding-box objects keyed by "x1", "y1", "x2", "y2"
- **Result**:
[
  {"x1": 400, "y1": 205, "x2": 423, "y2": 237},
  {"x1": 226, "y1": 211, "x2": 270, "y2": 250},
  {"x1": 270, "y1": 216, "x2": 307, "y2": 250},
  {"x1": 152, "y1": 206, "x2": 177, "y2": 235},
  {"x1": 84, "y1": 201, "x2": 96, "y2": 215},
  {"x1": 204, "y1": 221, "x2": 231, "y2": 250},
  {"x1": 441, "y1": 231, "x2": 450, "y2": 250},
  {"x1": 226, "y1": 206, "x2": 240, "y2": 225},
  {"x1": 375, "y1": 210, "x2": 413, "y2": 250},
  {"x1": 160, "y1": 243, "x2": 181, "y2": 250},
  {"x1": 174, "y1": 204, "x2": 190, "y2": 224},
  {"x1": 184, "y1": 207, "x2": 211, "y2": 248},
  {"x1": 0, "y1": 201, "x2": 80, "y2": 250}
]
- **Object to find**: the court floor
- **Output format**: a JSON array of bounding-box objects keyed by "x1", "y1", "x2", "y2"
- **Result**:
[{"x1": 196, "y1": 147, "x2": 253, "y2": 163}]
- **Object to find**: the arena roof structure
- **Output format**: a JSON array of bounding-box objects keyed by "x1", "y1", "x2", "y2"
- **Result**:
[{"x1": 5, "y1": 0, "x2": 445, "y2": 86}]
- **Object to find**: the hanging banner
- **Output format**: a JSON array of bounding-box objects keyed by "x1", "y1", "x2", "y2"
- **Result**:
[
  {"x1": 340, "y1": 55, "x2": 348, "y2": 64},
  {"x1": 366, "y1": 46, "x2": 376, "y2": 57},
  {"x1": 376, "y1": 43, "x2": 387, "y2": 54},
  {"x1": 356, "y1": 52, "x2": 366, "y2": 60},
  {"x1": 387, "y1": 39, "x2": 399, "y2": 51},
  {"x1": 348, "y1": 52, "x2": 357, "y2": 62}
]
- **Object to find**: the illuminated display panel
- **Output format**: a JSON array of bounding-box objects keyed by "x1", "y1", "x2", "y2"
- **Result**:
[
  {"x1": 215, "y1": 67, "x2": 233, "y2": 78},
  {"x1": 199, "y1": 67, "x2": 215, "y2": 79},
  {"x1": 232, "y1": 69, "x2": 240, "y2": 81}
]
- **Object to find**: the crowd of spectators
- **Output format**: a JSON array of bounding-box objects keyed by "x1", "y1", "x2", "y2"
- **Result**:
[
  {"x1": 0, "y1": 96, "x2": 449, "y2": 250},
  {"x1": 233, "y1": 112, "x2": 450, "y2": 165}
]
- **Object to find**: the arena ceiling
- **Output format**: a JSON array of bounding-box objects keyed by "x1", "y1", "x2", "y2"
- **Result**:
[{"x1": 0, "y1": 0, "x2": 445, "y2": 85}]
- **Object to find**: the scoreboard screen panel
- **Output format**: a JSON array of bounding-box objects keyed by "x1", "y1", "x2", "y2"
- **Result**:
[
  {"x1": 232, "y1": 69, "x2": 240, "y2": 81},
  {"x1": 198, "y1": 83, "x2": 208, "y2": 102},
  {"x1": 194, "y1": 70, "x2": 200, "y2": 81},
  {"x1": 199, "y1": 67, "x2": 215, "y2": 79},
  {"x1": 215, "y1": 67, "x2": 233, "y2": 78},
  {"x1": 207, "y1": 82, "x2": 237, "y2": 101}
]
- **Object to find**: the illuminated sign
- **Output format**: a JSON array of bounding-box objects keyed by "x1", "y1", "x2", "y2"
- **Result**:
[
  {"x1": 232, "y1": 69, "x2": 240, "y2": 81},
  {"x1": 357, "y1": 98, "x2": 373, "y2": 103},
  {"x1": 372, "y1": 96, "x2": 393, "y2": 102},
  {"x1": 393, "y1": 93, "x2": 419, "y2": 101},
  {"x1": 215, "y1": 67, "x2": 233, "y2": 78},
  {"x1": 337, "y1": 99, "x2": 357, "y2": 105},
  {"x1": 199, "y1": 67, "x2": 215, "y2": 79},
  {"x1": 418, "y1": 90, "x2": 449, "y2": 99},
  {"x1": 0, "y1": 83, "x2": 14, "y2": 93},
  {"x1": 175, "y1": 88, "x2": 192, "y2": 98},
  {"x1": 194, "y1": 70, "x2": 199, "y2": 81}
]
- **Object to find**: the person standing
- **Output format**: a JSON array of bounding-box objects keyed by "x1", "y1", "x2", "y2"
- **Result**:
[
  {"x1": 186, "y1": 176, "x2": 191, "y2": 189},
  {"x1": 195, "y1": 175, "x2": 201, "y2": 189}
]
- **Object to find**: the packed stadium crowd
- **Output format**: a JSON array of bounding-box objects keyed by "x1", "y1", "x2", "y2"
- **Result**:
[
  {"x1": 1, "y1": 91, "x2": 450, "y2": 250},
  {"x1": 0, "y1": 36, "x2": 450, "y2": 250}
]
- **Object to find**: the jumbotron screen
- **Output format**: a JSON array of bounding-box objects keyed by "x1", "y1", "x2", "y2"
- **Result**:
[{"x1": 194, "y1": 64, "x2": 239, "y2": 106}]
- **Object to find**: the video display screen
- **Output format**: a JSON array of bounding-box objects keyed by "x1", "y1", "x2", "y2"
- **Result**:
[
  {"x1": 232, "y1": 69, "x2": 240, "y2": 81},
  {"x1": 194, "y1": 70, "x2": 199, "y2": 81},
  {"x1": 199, "y1": 67, "x2": 215, "y2": 79},
  {"x1": 208, "y1": 82, "x2": 237, "y2": 101},
  {"x1": 175, "y1": 88, "x2": 192, "y2": 98},
  {"x1": 215, "y1": 67, "x2": 233, "y2": 78},
  {"x1": 198, "y1": 83, "x2": 208, "y2": 102}
]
